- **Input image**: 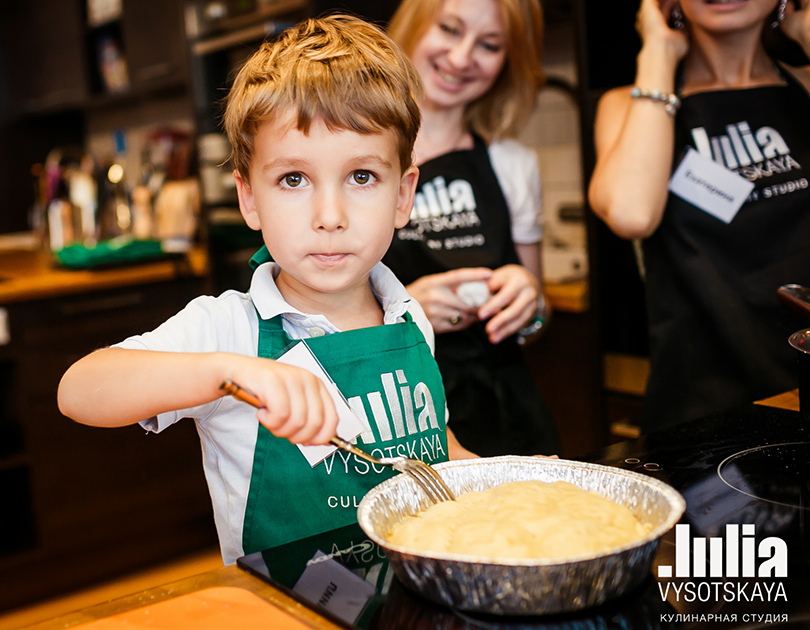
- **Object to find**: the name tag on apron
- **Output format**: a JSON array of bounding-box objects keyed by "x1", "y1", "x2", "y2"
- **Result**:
[
  {"x1": 668, "y1": 147, "x2": 754, "y2": 223},
  {"x1": 276, "y1": 341, "x2": 366, "y2": 467},
  {"x1": 293, "y1": 551, "x2": 376, "y2": 624}
]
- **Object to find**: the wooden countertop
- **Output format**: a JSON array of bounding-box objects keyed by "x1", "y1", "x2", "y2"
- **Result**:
[
  {"x1": 0, "y1": 245, "x2": 209, "y2": 304},
  {"x1": 756, "y1": 388, "x2": 800, "y2": 412},
  {"x1": 545, "y1": 279, "x2": 588, "y2": 314},
  {"x1": 0, "y1": 235, "x2": 586, "y2": 312},
  {"x1": 23, "y1": 565, "x2": 344, "y2": 630}
]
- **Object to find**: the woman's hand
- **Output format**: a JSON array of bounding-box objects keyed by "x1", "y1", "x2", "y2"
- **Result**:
[
  {"x1": 782, "y1": 0, "x2": 810, "y2": 57},
  {"x1": 636, "y1": 0, "x2": 689, "y2": 62},
  {"x1": 479, "y1": 264, "x2": 540, "y2": 344},
  {"x1": 407, "y1": 268, "x2": 493, "y2": 334}
]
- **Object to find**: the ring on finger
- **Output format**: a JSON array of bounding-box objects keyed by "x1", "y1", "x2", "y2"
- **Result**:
[{"x1": 449, "y1": 312, "x2": 462, "y2": 325}]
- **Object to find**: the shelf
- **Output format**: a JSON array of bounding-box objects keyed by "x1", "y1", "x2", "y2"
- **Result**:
[
  {"x1": 199, "y1": 0, "x2": 308, "y2": 35},
  {"x1": 0, "y1": 453, "x2": 28, "y2": 473}
]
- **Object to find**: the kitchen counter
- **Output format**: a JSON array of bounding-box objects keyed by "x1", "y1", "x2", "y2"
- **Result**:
[
  {"x1": 545, "y1": 278, "x2": 588, "y2": 313},
  {"x1": 0, "y1": 243, "x2": 209, "y2": 304},
  {"x1": 26, "y1": 392, "x2": 807, "y2": 629},
  {"x1": 0, "y1": 236, "x2": 584, "y2": 312},
  {"x1": 0, "y1": 237, "x2": 217, "y2": 612},
  {"x1": 22, "y1": 564, "x2": 344, "y2": 630}
]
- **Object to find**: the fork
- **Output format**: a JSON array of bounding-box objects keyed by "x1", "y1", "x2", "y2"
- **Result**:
[{"x1": 220, "y1": 379, "x2": 455, "y2": 503}]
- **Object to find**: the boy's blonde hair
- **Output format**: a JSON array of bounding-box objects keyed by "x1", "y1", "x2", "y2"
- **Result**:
[
  {"x1": 388, "y1": 0, "x2": 544, "y2": 142},
  {"x1": 223, "y1": 14, "x2": 422, "y2": 182}
]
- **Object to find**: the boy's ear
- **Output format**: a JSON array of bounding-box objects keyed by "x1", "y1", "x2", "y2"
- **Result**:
[
  {"x1": 234, "y1": 170, "x2": 261, "y2": 231},
  {"x1": 394, "y1": 165, "x2": 419, "y2": 229}
]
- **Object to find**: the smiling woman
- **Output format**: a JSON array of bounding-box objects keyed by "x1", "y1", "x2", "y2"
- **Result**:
[
  {"x1": 381, "y1": 0, "x2": 561, "y2": 458},
  {"x1": 408, "y1": 0, "x2": 508, "y2": 118}
]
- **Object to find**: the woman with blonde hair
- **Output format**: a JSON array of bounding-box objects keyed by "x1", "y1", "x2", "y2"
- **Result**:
[{"x1": 382, "y1": 0, "x2": 560, "y2": 457}]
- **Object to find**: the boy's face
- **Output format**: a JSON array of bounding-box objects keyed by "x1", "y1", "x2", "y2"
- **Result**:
[{"x1": 235, "y1": 114, "x2": 418, "y2": 309}]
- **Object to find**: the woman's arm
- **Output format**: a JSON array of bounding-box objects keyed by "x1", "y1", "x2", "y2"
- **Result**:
[
  {"x1": 479, "y1": 140, "x2": 546, "y2": 342},
  {"x1": 587, "y1": 0, "x2": 689, "y2": 239}
]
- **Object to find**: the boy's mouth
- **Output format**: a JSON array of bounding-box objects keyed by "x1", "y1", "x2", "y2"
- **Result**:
[
  {"x1": 311, "y1": 253, "x2": 348, "y2": 265},
  {"x1": 704, "y1": 0, "x2": 749, "y2": 4}
]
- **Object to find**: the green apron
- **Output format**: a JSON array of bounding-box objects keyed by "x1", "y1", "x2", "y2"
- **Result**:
[{"x1": 241, "y1": 311, "x2": 448, "y2": 556}]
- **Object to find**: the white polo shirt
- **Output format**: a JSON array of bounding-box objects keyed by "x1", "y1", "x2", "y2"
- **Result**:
[{"x1": 115, "y1": 261, "x2": 434, "y2": 564}]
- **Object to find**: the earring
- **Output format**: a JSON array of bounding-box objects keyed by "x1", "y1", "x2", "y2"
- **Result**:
[
  {"x1": 772, "y1": 0, "x2": 788, "y2": 28},
  {"x1": 670, "y1": 4, "x2": 685, "y2": 30}
]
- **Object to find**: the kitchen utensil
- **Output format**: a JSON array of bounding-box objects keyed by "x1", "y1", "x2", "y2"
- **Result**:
[
  {"x1": 357, "y1": 456, "x2": 685, "y2": 615},
  {"x1": 778, "y1": 284, "x2": 810, "y2": 320},
  {"x1": 789, "y1": 328, "x2": 810, "y2": 425},
  {"x1": 219, "y1": 380, "x2": 455, "y2": 504}
]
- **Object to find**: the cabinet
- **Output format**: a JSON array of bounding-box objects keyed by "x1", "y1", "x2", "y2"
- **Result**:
[
  {"x1": 0, "y1": 278, "x2": 218, "y2": 612},
  {"x1": 92, "y1": 0, "x2": 190, "y2": 97},
  {"x1": 1, "y1": 0, "x2": 89, "y2": 114},
  {"x1": 0, "y1": 0, "x2": 190, "y2": 116},
  {"x1": 186, "y1": 0, "x2": 310, "y2": 293},
  {"x1": 0, "y1": 0, "x2": 193, "y2": 252}
]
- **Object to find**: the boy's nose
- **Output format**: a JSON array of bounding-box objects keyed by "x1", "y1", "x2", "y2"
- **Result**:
[{"x1": 313, "y1": 189, "x2": 348, "y2": 231}]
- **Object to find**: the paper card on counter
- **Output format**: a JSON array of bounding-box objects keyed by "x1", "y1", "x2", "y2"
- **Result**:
[
  {"x1": 668, "y1": 147, "x2": 754, "y2": 223},
  {"x1": 293, "y1": 551, "x2": 376, "y2": 624},
  {"x1": 275, "y1": 341, "x2": 365, "y2": 467}
]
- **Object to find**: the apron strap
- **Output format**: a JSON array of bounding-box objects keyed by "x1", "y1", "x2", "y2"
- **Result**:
[
  {"x1": 255, "y1": 307, "x2": 414, "y2": 361},
  {"x1": 255, "y1": 310, "x2": 298, "y2": 360}
]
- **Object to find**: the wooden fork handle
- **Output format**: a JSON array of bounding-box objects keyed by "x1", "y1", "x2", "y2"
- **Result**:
[
  {"x1": 222, "y1": 380, "x2": 358, "y2": 453},
  {"x1": 220, "y1": 379, "x2": 263, "y2": 408}
]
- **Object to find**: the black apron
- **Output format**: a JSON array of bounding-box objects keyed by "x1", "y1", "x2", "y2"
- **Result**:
[
  {"x1": 642, "y1": 68, "x2": 810, "y2": 431},
  {"x1": 383, "y1": 135, "x2": 559, "y2": 456}
]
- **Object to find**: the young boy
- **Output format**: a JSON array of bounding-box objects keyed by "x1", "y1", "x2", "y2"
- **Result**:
[{"x1": 58, "y1": 14, "x2": 475, "y2": 565}]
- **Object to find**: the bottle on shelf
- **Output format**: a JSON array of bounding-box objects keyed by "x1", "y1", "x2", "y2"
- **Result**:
[{"x1": 98, "y1": 129, "x2": 132, "y2": 241}]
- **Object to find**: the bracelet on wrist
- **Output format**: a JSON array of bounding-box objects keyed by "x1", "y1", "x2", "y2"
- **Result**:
[
  {"x1": 630, "y1": 86, "x2": 681, "y2": 116},
  {"x1": 517, "y1": 296, "x2": 550, "y2": 346}
]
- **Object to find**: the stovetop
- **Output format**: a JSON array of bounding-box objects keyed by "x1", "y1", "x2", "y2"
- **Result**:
[{"x1": 237, "y1": 404, "x2": 810, "y2": 629}]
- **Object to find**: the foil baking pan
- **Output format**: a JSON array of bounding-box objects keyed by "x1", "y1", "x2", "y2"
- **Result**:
[{"x1": 357, "y1": 456, "x2": 685, "y2": 615}]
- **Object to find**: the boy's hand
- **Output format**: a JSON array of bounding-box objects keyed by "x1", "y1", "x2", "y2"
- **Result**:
[{"x1": 227, "y1": 357, "x2": 339, "y2": 445}]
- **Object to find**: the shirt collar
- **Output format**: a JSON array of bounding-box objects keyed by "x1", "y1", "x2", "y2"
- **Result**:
[{"x1": 249, "y1": 262, "x2": 412, "y2": 328}]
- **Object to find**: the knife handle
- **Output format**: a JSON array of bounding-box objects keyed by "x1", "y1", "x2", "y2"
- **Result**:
[{"x1": 777, "y1": 284, "x2": 810, "y2": 320}]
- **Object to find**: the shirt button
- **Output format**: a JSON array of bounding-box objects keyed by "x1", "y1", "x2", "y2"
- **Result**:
[{"x1": 309, "y1": 327, "x2": 325, "y2": 337}]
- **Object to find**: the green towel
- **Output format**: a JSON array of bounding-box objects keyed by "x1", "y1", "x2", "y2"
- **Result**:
[{"x1": 55, "y1": 238, "x2": 166, "y2": 269}]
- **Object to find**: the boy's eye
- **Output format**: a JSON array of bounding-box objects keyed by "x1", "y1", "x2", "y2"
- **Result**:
[
  {"x1": 281, "y1": 173, "x2": 306, "y2": 188},
  {"x1": 351, "y1": 170, "x2": 376, "y2": 185}
]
